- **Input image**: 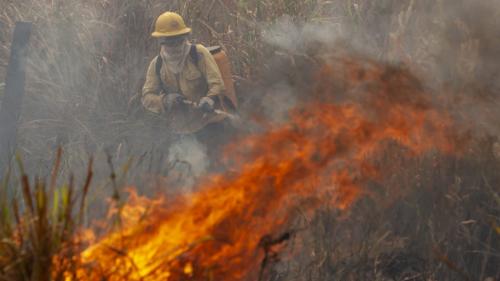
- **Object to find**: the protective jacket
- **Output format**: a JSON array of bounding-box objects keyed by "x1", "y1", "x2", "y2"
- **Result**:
[{"x1": 141, "y1": 44, "x2": 226, "y2": 134}]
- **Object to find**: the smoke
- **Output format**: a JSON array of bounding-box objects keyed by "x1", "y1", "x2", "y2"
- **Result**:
[
  {"x1": 1, "y1": 2, "x2": 498, "y2": 280},
  {"x1": 262, "y1": 16, "x2": 340, "y2": 53},
  {"x1": 259, "y1": 82, "x2": 297, "y2": 124},
  {"x1": 255, "y1": 17, "x2": 340, "y2": 124},
  {"x1": 1, "y1": 0, "x2": 499, "y2": 206},
  {"x1": 241, "y1": 3, "x2": 500, "y2": 279},
  {"x1": 437, "y1": 0, "x2": 500, "y2": 137},
  {"x1": 167, "y1": 135, "x2": 209, "y2": 191},
  {"x1": 0, "y1": 1, "x2": 183, "y2": 188},
  {"x1": 257, "y1": 1, "x2": 500, "y2": 140}
]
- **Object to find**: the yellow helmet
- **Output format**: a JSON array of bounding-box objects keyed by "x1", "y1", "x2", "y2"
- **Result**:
[{"x1": 152, "y1": 12, "x2": 192, "y2": 38}]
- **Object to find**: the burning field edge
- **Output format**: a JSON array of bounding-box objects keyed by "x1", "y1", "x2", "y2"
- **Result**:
[{"x1": 1, "y1": 0, "x2": 500, "y2": 281}]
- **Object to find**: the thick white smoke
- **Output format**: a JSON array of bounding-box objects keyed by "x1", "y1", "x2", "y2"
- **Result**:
[{"x1": 167, "y1": 135, "x2": 209, "y2": 191}]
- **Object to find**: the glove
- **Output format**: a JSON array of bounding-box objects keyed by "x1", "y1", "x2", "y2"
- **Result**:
[
  {"x1": 198, "y1": 96, "x2": 216, "y2": 112},
  {"x1": 163, "y1": 93, "x2": 185, "y2": 111}
]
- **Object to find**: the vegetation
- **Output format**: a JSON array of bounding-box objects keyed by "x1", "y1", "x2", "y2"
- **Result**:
[
  {"x1": 0, "y1": 150, "x2": 93, "y2": 280},
  {"x1": 0, "y1": 0, "x2": 499, "y2": 280},
  {"x1": 271, "y1": 147, "x2": 500, "y2": 280}
]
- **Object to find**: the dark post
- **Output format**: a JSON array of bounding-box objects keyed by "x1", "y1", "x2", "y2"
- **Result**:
[{"x1": 0, "y1": 22, "x2": 32, "y2": 177}]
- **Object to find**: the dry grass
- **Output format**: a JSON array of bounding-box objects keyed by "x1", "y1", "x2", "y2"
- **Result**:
[
  {"x1": 264, "y1": 146, "x2": 500, "y2": 280},
  {"x1": 0, "y1": 0, "x2": 499, "y2": 280}
]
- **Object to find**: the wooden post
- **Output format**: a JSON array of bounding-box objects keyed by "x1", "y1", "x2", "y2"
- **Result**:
[{"x1": 0, "y1": 22, "x2": 32, "y2": 177}]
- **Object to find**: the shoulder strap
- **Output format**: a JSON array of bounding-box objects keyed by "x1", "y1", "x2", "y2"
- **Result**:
[
  {"x1": 190, "y1": 44, "x2": 199, "y2": 66},
  {"x1": 155, "y1": 55, "x2": 162, "y2": 76},
  {"x1": 155, "y1": 55, "x2": 170, "y2": 94}
]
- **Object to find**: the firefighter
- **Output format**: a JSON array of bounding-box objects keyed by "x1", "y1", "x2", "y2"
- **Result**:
[{"x1": 141, "y1": 11, "x2": 236, "y2": 169}]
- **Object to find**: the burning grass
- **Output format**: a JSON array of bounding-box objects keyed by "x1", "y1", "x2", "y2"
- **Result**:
[
  {"x1": 0, "y1": 0, "x2": 499, "y2": 280},
  {"x1": 52, "y1": 53, "x2": 491, "y2": 281}
]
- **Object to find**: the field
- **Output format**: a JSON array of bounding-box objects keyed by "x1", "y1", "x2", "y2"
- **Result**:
[{"x1": 0, "y1": 0, "x2": 499, "y2": 280}]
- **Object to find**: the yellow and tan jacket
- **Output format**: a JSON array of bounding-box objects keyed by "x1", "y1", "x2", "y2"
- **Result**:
[{"x1": 141, "y1": 44, "x2": 226, "y2": 134}]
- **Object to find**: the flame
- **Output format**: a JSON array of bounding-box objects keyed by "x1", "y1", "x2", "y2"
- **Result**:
[{"x1": 63, "y1": 54, "x2": 455, "y2": 281}]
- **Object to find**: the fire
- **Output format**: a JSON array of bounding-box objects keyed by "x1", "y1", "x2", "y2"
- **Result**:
[{"x1": 63, "y1": 54, "x2": 455, "y2": 281}]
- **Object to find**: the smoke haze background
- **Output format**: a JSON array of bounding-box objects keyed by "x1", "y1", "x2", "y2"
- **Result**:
[
  {"x1": 0, "y1": 0, "x2": 498, "y2": 218},
  {"x1": 0, "y1": 1, "x2": 498, "y2": 209},
  {"x1": 0, "y1": 0, "x2": 499, "y2": 280}
]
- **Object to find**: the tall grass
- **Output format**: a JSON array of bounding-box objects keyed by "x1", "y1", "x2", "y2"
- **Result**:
[
  {"x1": 0, "y1": 150, "x2": 93, "y2": 281},
  {"x1": 3, "y1": 0, "x2": 493, "y2": 175},
  {"x1": 0, "y1": 0, "x2": 499, "y2": 280},
  {"x1": 267, "y1": 146, "x2": 500, "y2": 280}
]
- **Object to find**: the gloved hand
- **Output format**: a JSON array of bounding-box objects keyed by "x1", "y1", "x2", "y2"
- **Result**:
[
  {"x1": 163, "y1": 93, "x2": 185, "y2": 111},
  {"x1": 198, "y1": 96, "x2": 216, "y2": 112}
]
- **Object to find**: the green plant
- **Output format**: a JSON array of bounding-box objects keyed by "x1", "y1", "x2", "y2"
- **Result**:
[
  {"x1": 0, "y1": 150, "x2": 93, "y2": 281},
  {"x1": 0, "y1": 1, "x2": 499, "y2": 280}
]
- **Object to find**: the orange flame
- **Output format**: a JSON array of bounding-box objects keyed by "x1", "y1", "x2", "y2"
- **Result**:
[{"x1": 64, "y1": 55, "x2": 455, "y2": 281}]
